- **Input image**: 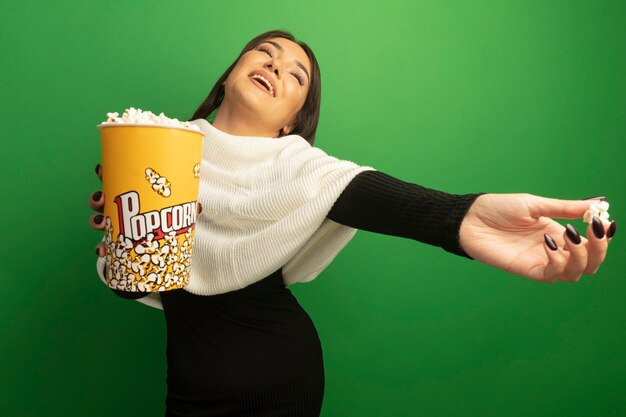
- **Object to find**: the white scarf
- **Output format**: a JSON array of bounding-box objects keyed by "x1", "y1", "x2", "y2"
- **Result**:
[{"x1": 97, "y1": 119, "x2": 375, "y2": 309}]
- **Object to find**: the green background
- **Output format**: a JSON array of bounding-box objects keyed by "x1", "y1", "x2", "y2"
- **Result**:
[{"x1": 1, "y1": 0, "x2": 624, "y2": 416}]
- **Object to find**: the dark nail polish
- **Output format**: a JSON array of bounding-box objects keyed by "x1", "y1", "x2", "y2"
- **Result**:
[
  {"x1": 544, "y1": 233, "x2": 558, "y2": 251},
  {"x1": 95, "y1": 163, "x2": 101, "y2": 175},
  {"x1": 607, "y1": 221, "x2": 617, "y2": 238},
  {"x1": 592, "y1": 216, "x2": 605, "y2": 239},
  {"x1": 92, "y1": 191, "x2": 102, "y2": 202},
  {"x1": 94, "y1": 214, "x2": 104, "y2": 224},
  {"x1": 96, "y1": 247, "x2": 101, "y2": 257},
  {"x1": 565, "y1": 224, "x2": 582, "y2": 245},
  {"x1": 583, "y1": 196, "x2": 607, "y2": 201}
]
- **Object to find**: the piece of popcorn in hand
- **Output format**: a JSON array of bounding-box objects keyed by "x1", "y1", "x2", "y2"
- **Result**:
[{"x1": 583, "y1": 201, "x2": 610, "y2": 224}]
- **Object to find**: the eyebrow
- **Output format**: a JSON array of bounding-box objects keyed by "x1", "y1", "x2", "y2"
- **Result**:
[{"x1": 265, "y1": 40, "x2": 310, "y2": 82}]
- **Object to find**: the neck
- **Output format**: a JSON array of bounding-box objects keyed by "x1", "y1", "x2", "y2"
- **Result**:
[{"x1": 212, "y1": 102, "x2": 278, "y2": 138}]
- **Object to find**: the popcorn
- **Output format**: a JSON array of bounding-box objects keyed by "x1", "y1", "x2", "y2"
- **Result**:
[
  {"x1": 102, "y1": 107, "x2": 200, "y2": 132},
  {"x1": 193, "y1": 163, "x2": 201, "y2": 179},
  {"x1": 103, "y1": 217, "x2": 194, "y2": 292},
  {"x1": 145, "y1": 167, "x2": 171, "y2": 198},
  {"x1": 583, "y1": 201, "x2": 610, "y2": 224}
]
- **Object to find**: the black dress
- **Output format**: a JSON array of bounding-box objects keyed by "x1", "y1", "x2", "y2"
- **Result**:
[
  {"x1": 113, "y1": 170, "x2": 483, "y2": 417},
  {"x1": 161, "y1": 269, "x2": 324, "y2": 417}
]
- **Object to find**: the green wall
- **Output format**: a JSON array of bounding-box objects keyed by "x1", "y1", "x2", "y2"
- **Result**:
[{"x1": 2, "y1": 1, "x2": 624, "y2": 416}]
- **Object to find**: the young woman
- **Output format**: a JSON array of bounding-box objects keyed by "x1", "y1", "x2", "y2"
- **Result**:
[{"x1": 88, "y1": 30, "x2": 615, "y2": 417}]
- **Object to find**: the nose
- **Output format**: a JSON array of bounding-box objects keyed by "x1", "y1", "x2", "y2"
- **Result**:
[{"x1": 264, "y1": 60, "x2": 280, "y2": 78}]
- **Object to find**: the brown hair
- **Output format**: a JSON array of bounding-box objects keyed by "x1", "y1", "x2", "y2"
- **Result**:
[{"x1": 190, "y1": 30, "x2": 321, "y2": 146}]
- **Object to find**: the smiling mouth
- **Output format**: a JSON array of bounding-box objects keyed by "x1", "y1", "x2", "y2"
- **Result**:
[{"x1": 249, "y1": 74, "x2": 275, "y2": 97}]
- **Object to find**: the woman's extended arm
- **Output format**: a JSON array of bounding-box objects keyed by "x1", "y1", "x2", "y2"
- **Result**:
[
  {"x1": 327, "y1": 170, "x2": 615, "y2": 283},
  {"x1": 326, "y1": 170, "x2": 484, "y2": 258}
]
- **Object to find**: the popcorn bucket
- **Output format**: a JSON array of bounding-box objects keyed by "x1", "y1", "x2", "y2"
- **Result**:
[{"x1": 97, "y1": 124, "x2": 204, "y2": 293}]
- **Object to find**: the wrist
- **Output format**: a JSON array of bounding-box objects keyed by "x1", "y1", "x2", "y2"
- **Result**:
[{"x1": 458, "y1": 193, "x2": 489, "y2": 258}]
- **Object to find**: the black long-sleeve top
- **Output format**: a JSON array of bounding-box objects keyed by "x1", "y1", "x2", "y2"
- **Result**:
[{"x1": 326, "y1": 169, "x2": 482, "y2": 258}]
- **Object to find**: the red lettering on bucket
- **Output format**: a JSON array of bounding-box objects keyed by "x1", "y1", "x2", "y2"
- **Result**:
[{"x1": 114, "y1": 191, "x2": 197, "y2": 244}]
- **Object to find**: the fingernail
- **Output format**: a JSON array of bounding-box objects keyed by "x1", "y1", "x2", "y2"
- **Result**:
[
  {"x1": 198, "y1": 203, "x2": 202, "y2": 214},
  {"x1": 592, "y1": 216, "x2": 605, "y2": 239},
  {"x1": 544, "y1": 233, "x2": 558, "y2": 251},
  {"x1": 94, "y1": 214, "x2": 104, "y2": 225},
  {"x1": 583, "y1": 196, "x2": 606, "y2": 201},
  {"x1": 92, "y1": 191, "x2": 102, "y2": 202},
  {"x1": 607, "y1": 221, "x2": 617, "y2": 238},
  {"x1": 95, "y1": 163, "x2": 101, "y2": 175},
  {"x1": 565, "y1": 224, "x2": 582, "y2": 245},
  {"x1": 95, "y1": 247, "x2": 101, "y2": 257}
]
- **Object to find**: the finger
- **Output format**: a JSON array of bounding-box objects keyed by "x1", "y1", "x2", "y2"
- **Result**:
[
  {"x1": 527, "y1": 195, "x2": 598, "y2": 220},
  {"x1": 95, "y1": 163, "x2": 102, "y2": 182},
  {"x1": 584, "y1": 216, "x2": 609, "y2": 275},
  {"x1": 559, "y1": 224, "x2": 588, "y2": 282},
  {"x1": 88, "y1": 190, "x2": 105, "y2": 213},
  {"x1": 607, "y1": 221, "x2": 617, "y2": 241},
  {"x1": 89, "y1": 213, "x2": 106, "y2": 231},
  {"x1": 95, "y1": 242, "x2": 107, "y2": 257},
  {"x1": 197, "y1": 202, "x2": 202, "y2": 217},
  {"x1": 541, "y1": 233, "x2": 566, "y2": 283}
]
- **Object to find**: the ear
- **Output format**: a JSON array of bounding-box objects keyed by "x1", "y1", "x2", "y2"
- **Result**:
[{"x1": 280, "y1": 123, "x2": 295, "y2": 136}]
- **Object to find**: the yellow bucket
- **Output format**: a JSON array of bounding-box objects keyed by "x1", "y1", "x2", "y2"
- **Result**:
[{"x1": 98, "y1": 124, "x2": 203, "y2": 293}]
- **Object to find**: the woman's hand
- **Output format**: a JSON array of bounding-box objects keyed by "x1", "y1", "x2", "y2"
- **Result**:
[
  {"x1": 89, "y1": 164, "x2": 107, "y2": 257},
  {"x1": 459, "y1": 194, "x2": 616, "y2": 283}
]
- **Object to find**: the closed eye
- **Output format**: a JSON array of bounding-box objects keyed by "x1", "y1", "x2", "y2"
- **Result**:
[
  {"x1": 258, "y1": 46, "x2": 273, "y2": 57},
  {"x1": 291, "y1": 72, "x2": 305, "y2": 86}
]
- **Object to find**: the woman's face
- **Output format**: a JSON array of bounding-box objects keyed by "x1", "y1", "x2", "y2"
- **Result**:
[{"x1": 222, "y1": 37, "x2": 312, "y2": 136}]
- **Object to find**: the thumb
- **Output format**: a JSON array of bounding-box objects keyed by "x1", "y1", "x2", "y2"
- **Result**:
[{"x1": 527, "y1": 195, "x2": 596, "y2": 220}]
